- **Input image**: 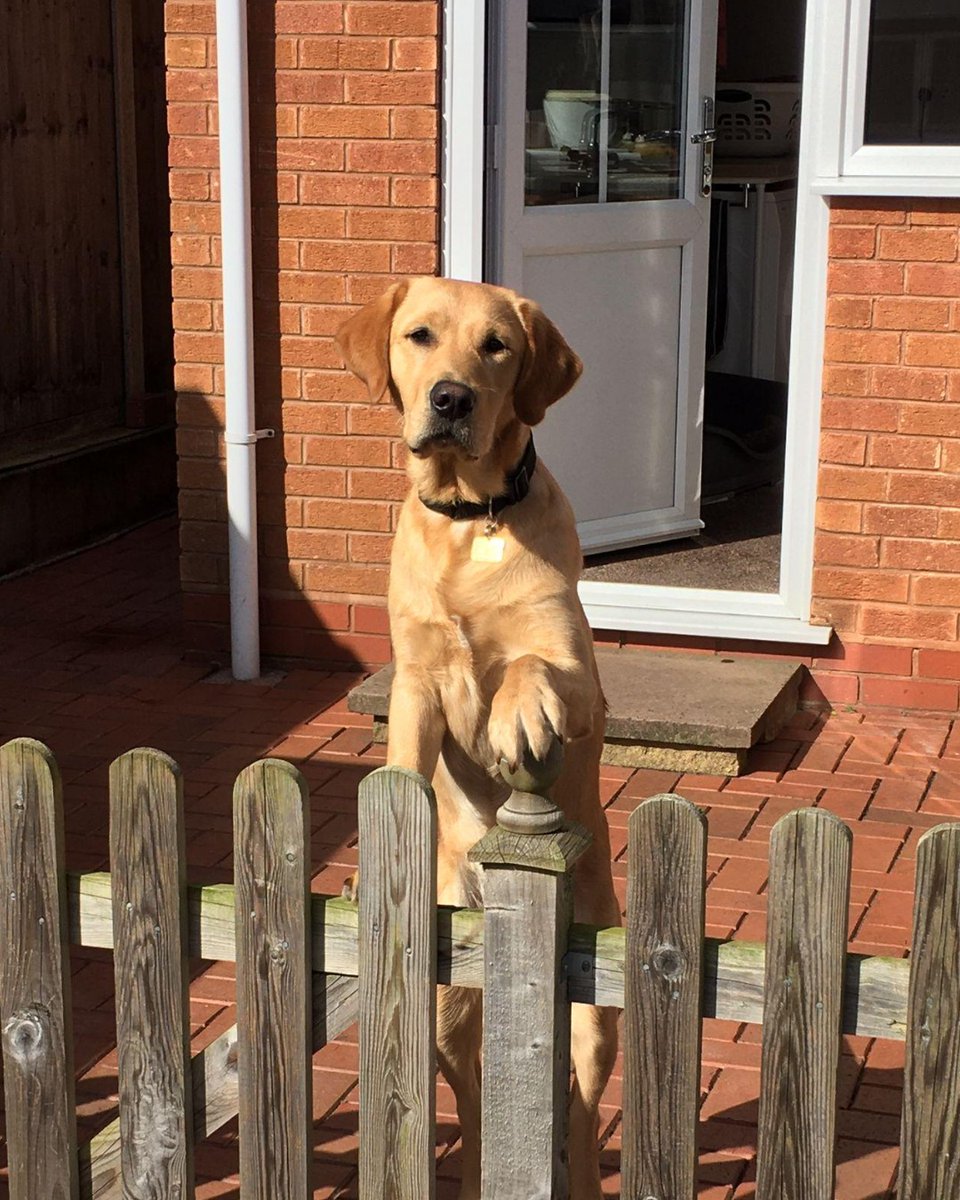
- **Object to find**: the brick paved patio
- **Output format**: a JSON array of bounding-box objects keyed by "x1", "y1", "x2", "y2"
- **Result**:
[{"x1": 0, "y1": 518, "x2": 957, "y2": 1198}]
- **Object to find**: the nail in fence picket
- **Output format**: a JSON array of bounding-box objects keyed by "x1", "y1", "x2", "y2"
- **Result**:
[
  {"x1": 0, "y1": 738, "x2": 78, "y2": 1200},
  {"x1": 622, "y1": 793, "x2": 707, "y2": 1200},
  {"x1": 899, "y1": 823, "x2": 960, "y2": 1199},
  {"x1": 757, "y1": 808, "x2": 852, "y2": 1199},
  {"x1": 0, "y1": 742, "x2": 959, "y2": 1198},
  {"x1": 110, "y1": 749, "x2": 193, "y2": 1199}
]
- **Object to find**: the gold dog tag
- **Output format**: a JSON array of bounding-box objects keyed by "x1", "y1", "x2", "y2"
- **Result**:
[{"x1": 471, "y1": 535, "x2": 505, "y2": 563}]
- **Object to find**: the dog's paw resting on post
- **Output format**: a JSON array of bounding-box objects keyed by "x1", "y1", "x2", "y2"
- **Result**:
[{"x1": 336, "y1": 277, "x2": 619, "y2": 1200}]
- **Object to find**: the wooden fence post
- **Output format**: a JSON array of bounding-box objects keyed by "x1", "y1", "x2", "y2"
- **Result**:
[
  {"x1": 0, "y1": 738, "x2": 79, "y2": 1200},
  {"x1": 109, "y1": 748, "x2": 193, "y2": 1199},
  {"x1": 899, "y1": 822, "x2": 960, "y2": 1199},
  {"x1": 622, "y1": 793, "x2": 707, "y2": 1200},
  {"x1": 358, "y1": 766, "x2": 438, "y2": 1200},
  {"x1": 469, "y1": 744, "x2": 589, "y2": 1200},
  {"x1": 234, "y1": 758, "x2": 312, "y2": 1200},
  {"x1": 757, "y1": 808, "x2": 851, "y2": 1200}
]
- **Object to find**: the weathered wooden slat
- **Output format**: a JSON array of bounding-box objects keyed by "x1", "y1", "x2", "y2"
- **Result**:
[
  {"x1": 78, "y1": 973, "x2": 358, "y2": 1199},
  {"x1": 899, "y1": 822, "x2": 960, "y2": 1200},
  {"x1": 109, "y1": 749, "x2": 193, "y2": 1198},
  {"x1": 622, "y1": 794, "x2": 707, "y2": 1200},
  {"x1": 66, "y1": 872, "x2": 911, "y2": 1035},
  {"x1": 358, "y1": 766, "x2": 438, "y2": 1200},
  {"x1": 109, "y1": 0, "x2": 145, "y2": 407},
  {"x1": 0, "y1": 738, "x2": 79, "y2": 1200},
  {"x1": 235, "y1": 759, "x2": 312, "y2": 1200},
  {"x1": 756, "y1": 809, "x2": 852, "y2": 1200}
]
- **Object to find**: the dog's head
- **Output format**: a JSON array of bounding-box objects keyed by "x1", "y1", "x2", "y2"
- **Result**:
[{"x1": 335, "y1": 278, "x2": 582, "y2": 461}]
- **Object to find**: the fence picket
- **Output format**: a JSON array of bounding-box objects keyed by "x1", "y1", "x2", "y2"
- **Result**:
[
  {"x1": 109, "y1": 748, "x2": 193, "y2": 1198},
  {"x1": 757, "y1": 808, "x2": 851, "y2": 1200},
  {"x1": 234, "y1": 758, "x2": 312, "y2": 1200},
  {"x1": 358, "y1": 766, "x2": 437, "y2": 1200},
  {"x1": 899, "y1": 822, "x2": 960, "y2": 1199},
  {"x1": 0, "y1": 738, "x2": 79, "y2": 1200},
  {"x1": 622, "y1": 793, "x2": 707, "y2": 1199}
]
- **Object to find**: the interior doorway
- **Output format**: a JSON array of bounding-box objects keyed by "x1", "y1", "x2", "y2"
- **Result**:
[
  {"x1": 487, "y1": 0, "x2": 807, "y2": 596},
  {"x1": 582, "y1": 0, "x2": 806, "y2": 593}
]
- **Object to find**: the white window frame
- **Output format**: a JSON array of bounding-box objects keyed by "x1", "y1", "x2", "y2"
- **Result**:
[{"x1": 816, "y1": 0, "x2": 960, "y2": 196}]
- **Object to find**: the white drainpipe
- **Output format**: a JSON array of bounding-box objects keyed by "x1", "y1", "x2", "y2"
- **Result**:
[{"x1": 215, "y1": 0, "x2": 272, "y2": 679}]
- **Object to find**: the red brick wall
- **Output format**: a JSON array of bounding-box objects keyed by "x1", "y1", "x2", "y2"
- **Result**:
[
  {"x1": 167, "y1": 0, "x2": 439, "y2": 668},
  {"x1": 810, "y1": 198, "x2": 960, "y2": 711},
  {"x1": 166, "y1": 8, "x2": 959, "y2": 709}
]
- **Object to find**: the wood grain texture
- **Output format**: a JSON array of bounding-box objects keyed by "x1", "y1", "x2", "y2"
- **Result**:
[
  {"x1": 0, "y1": 738, "x2": 78, "y2": 1200},
  {"x1": 622, "y1": 793, "x2": 707, "y2": 1200},
  {"x1": 66, "y1": 873, "x2": 911, "y2": 1034},
  {"x1": 481, "y1": 865, "x2": 573, "y2": 1198},
  {"x1": 109, "y1": 0, "x2": 145, "y2": 406},
  {"x1": 234, "y1": 759, "x2": 312, "y2": 1200},
  {"x1": 358, "y1": 766, "x2": 438, "y2": 1200},
  {"x1": 109, "y1": 749, "x2": 192, "y2": 1199},
  {"x1": 0, "y1": 0, "x2": 124, "y2": 435},
  {"x1": 79, "y1": 973, "x2": 358, "y2": 1199},
  {"x1": 756, "y1": 809, "x2": 852, "y2": 1200},
  {"x1": 899, "y1": 822, "x2": 960, "y2": 1200}
]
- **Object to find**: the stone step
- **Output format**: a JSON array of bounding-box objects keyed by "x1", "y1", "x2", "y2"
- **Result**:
[{"x1": 347, "y1": 648, "x2": 804, "y2": 776}]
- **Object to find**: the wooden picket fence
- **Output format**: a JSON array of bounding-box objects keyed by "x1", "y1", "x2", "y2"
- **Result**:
[{"x1": 0, "y1": 736, "x2": 959, "y2": 1199}]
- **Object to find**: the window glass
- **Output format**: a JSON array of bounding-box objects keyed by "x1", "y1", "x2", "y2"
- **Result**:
[
  {"x1": 864, "y1": 0, "x2": 960, "y2": 145},
  {"x1": 524, "y1": 1, "x2": 685, "y2": 206}
]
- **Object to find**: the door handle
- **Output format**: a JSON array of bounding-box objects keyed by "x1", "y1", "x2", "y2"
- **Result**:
[{"x1": 691, "y1": 97, "x2": 716, "y2": 197}]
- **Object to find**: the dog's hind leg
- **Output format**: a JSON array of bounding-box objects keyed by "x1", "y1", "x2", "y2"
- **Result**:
[
  {"x1": 568, "y1": 1000, "x2": 618, "y2": 1200},
  {"x1": 437, "y1": 984, "x2": 483, "y2": 1200}
]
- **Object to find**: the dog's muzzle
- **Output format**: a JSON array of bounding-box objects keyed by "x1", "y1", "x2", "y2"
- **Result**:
[{"x1": 409, "y1": 380, "x2": 478, "y2": 456}]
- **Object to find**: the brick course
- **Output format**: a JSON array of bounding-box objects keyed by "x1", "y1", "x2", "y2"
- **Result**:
[{"x1": 166, "y1": 9, "x2": 959, "y2": 709}]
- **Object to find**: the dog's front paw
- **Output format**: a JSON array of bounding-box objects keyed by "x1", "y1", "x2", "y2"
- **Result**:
[
  {"x1": 488, "y1": 676, "x2": 566, "y2": 773},
  {"x1": 341, "y1": 870, "x2": 359, "y2": 902}
]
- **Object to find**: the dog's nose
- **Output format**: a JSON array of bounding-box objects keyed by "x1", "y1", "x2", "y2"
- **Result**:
[{"x1": 429, "y1": 380, "x2": 476, "y2": 420}]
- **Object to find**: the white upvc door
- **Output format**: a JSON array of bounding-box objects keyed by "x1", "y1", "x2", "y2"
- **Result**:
[{"x1": 488, "y1": 0, "x2": 718, "y2": 553}]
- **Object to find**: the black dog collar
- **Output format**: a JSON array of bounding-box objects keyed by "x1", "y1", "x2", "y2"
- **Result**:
[{"x1": 419, "y1": 437, "x2": 537, "y2": 521}]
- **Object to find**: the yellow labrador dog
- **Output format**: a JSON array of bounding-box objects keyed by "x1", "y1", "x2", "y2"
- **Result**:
[{"x1": 336, "y1": 277, "x2": 619, "y2": 1200}]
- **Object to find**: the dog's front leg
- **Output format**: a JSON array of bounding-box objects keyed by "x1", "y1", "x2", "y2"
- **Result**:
[
  {"x1": 487, "y1": 654, "x2": 595, "y2": 770},
  {"x1": 386, "y1": 664, "x2": 445, "y2": 779}
]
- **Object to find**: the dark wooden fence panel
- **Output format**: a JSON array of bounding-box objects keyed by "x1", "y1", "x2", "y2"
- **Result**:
[
  {"x1": 0, "y1": 738, "x2": 79, "y2": 1200},
  {"x1": 234, "y1": 759, "x2": 313, "y2": 1200},
  {"x1": 622, "y1": 793, "x2": 707, "y2": 1200},
  {"x1": 899, "y1": 823, "x2": 960, "y2": 1200},
  {"x1": 109, "y1": 748, "x2": 193, "y2": 1199},
  {"x1": 757, "y1": 808, "x2": 852, "y2": 1200},
  {"x1": 358, "y1": 766, "x2": 438, "y2": 1200}
]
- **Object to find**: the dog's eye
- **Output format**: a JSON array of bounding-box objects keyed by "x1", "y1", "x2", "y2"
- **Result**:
[
  {"x1": 406, "y1": 327, "x2": 433, "y2": 346},
  {"x1": 482, "y1": 334, "x2": 507, "y2": 355}
]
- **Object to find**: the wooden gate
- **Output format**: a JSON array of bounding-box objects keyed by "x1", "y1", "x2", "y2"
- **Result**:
[{"x1": 0, "y1": 736, "x2": 958, "y2": 1198}]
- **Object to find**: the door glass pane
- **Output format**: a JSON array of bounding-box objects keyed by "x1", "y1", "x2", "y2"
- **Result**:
[
  {"x1": 864, "y1": 0, "x2": 960, "y2": 145},
  {"x1": 525, "y1": 1, "x2": 686, "y2": 206}
]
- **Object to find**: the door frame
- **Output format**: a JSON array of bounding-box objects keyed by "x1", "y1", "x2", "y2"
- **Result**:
[{"x1": 441, "y1": 0, "x2": 835, "y2": 646}]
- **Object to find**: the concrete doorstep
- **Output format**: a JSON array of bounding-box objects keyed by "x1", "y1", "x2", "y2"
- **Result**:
[{"x1": 348, "y1": 648, "x2": 804, "y2": 777}]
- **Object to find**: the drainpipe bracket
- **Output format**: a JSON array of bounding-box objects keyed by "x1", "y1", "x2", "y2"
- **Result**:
[{"x1": 225, "y1": 428, "x2": 276, "y2": 446}]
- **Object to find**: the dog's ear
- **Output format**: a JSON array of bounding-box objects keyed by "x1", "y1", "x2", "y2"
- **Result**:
[
  {"x1": 335, "y1": 280, "x2": 409, "y2": 403},
  {"x1": 512, "y1": 298, "x2": 582, "y2": 426}
]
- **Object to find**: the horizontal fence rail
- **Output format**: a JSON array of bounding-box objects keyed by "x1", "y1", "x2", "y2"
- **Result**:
[
  {"x1": 0, "y1": 739, "x2": 958, "y2": 1200},
  {"x1": 65, "y1": 871, "x2": 912, "y2": 1038}
]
